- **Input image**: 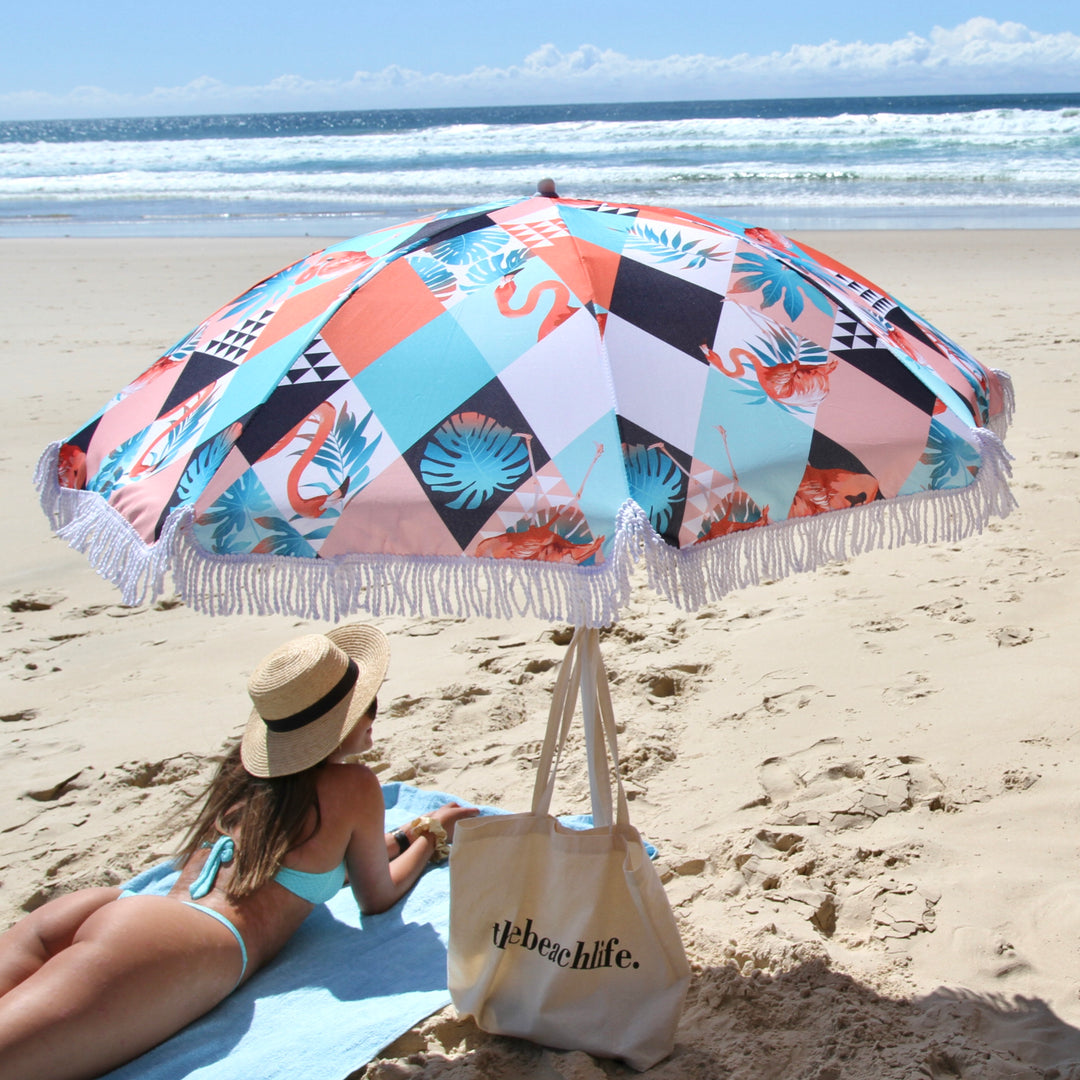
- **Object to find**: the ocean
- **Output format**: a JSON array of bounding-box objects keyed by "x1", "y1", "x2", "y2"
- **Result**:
[{"x1": 2, "y1": 93, "x2": 1079, "y2": 237}]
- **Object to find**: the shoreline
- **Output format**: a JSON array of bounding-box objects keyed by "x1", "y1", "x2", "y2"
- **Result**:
[
  {"x1": 3, "y1": 231, "x2": 1080, "y2": 1077},
  {"x1": 5, "y1": 205, "x2": 1080, "y2": 239}
]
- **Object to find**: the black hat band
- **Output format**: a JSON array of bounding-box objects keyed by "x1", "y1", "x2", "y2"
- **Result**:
[{"x1": 263, "y1": 659, "x2": 359, "y2": 733}]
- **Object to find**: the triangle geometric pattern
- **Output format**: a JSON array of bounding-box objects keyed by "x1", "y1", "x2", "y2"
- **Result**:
[{"x1": 47, "y1": 195, "x2": 1013, "y2": 622}]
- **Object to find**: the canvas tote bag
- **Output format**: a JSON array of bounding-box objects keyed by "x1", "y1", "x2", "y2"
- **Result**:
[{"x1": 448, "y1": 628, "x2": 690, "y2": 1071}]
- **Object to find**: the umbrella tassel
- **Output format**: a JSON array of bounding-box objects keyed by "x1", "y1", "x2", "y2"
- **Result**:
[
  {"x1": 40, "y1": 423, "x2": 1014, "y2": 628},
  {"x1": 35, "y1": 442, "x2": 176, "y2": 608}
]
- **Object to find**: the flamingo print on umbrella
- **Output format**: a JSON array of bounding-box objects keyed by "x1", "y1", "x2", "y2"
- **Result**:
[
  {"x1": 260, "y1": 403, "x2": 356, "y2": 519},
  {"x1": 702, "y1": 311, "x2": 838, "y2": 412},
  {"x1": 38, "y1": 194, "x2": 1014, "y2": 625},
  {"x1": 494, "y1": 270, "x2": 581, "y2": 342},
  {"x1": 474, "y1": 439, "x2": 606, "y2": 564},
  {"x1": 649, "y1": 432, "x2": 772, "y2": 543}
]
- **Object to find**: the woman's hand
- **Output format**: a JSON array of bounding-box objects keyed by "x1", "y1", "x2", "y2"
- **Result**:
[{"x1": 425, "y1": 802, "x2": 479, "y2": 841}]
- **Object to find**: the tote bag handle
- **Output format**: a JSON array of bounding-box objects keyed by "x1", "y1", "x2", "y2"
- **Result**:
[{"x1": 530, "y1": 627, "x2": 630, "y2": 829}]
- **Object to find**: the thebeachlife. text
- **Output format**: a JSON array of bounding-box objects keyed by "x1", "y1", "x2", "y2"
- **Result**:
[{"x1": 491, "y1": 918, "x2": 640, "y2": 970}]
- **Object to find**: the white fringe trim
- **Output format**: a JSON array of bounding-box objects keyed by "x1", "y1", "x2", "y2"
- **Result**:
[
  {"x1": 990, "y1": 368, "x2": 1015, "y2": 440},
  {"x1": 35, "y1": 442, "x2": 179, "y2": 607},
  {"x1": 35, "y1": 427, "x2": 1016, "y2": 627}
]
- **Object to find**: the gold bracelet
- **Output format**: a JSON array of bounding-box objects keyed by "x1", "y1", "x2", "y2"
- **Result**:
[{"x1": 407, "y1": 815, "x2": 450, "y2": 861}]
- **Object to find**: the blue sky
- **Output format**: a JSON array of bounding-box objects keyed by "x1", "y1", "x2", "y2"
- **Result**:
[{"x1": 3, "y1": 1, "x2": 1078, "y2": 119}]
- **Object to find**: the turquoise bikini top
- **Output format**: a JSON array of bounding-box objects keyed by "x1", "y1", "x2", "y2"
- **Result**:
[
  {"x1": 273, "y1": 862, "x2": 347, "y2": 904},
  {"x1": 189, "y1": 835, "x2": 346, "y2": 905}
]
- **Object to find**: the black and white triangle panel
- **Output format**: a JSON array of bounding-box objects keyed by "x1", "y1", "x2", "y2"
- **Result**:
[
  {"x1": 829, "y1": 315, "x2": 879, "y2": 353},
  {"x1": 201, "y1": 308, "x2": 276, "y2": 363}
]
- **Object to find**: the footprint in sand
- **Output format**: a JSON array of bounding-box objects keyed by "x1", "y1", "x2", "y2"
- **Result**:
[
  {"x1": 882, "y1": 671, "x2": 941, "y2": 706},
  {"x1": 386, "y1": 696, "x2": 425, "y2": 718},
  {"x1": 992, "y1": 626, "x2": 1036, "y2": 647},
  {"x1": 618, "y1": 733, "x2": 677, "y2": 782},
  {"x1": 734, "y1": 834, "x2": 940, "y2": 942},
  {"x1": 25, "y1": 769, "x2": 90, "y2": 802},
  {"x1": 6, "y1": 593, "x2": 64, "y2": 613},
  {"x1": 717, "y1": 685, "x2": 823, "y2": 727},
  {"x1": 949, "y1": 926, "x2": 1033, "y2": 980},
  {"x1": 734, "y1": 828, "x2": 940, "y2": 943},
  {"x1": 731, "y1": 741, "x2": 948, "y2": 942},
  {"x1": 1, "y1": 708, "x2": 38, "y2": 723},
  {"x1": 752, "y1": 738, "x2": 944, "y2": 830},
  {"x1": 915, "y1": 596, "x2": 974, "y2": 624},
  {"x1": 438, "y1": 684, "x2": 492, "y2": 706},
  {"x1": 853, "y1": 616, "x2": 908, "y2": 634}
]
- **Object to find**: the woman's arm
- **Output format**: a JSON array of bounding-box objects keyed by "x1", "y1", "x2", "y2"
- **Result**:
[{"x1": 341, "y1": 768, "x2": 477, "y2": 914}]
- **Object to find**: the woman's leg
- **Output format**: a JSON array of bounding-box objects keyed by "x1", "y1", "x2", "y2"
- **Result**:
[
  {"x1": 0, "y1": 887, "x2": 120, "y2": 996},
  {"x1": 0, "y1": 895, "x2": 244, "y2": 1080}
]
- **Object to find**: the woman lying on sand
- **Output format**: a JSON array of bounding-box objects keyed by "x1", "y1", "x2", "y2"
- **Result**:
[{"x1": 0, "y1": 623, "x2": 477, "y2": 1080}]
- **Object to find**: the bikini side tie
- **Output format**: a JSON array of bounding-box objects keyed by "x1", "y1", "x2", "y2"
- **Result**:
[{"x1": 189, "y1": 835, "x2": 235, "y2": 899}]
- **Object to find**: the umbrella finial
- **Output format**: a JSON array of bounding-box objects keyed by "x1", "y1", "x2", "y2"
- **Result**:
[{"x1": 536, "y1": 177, "x2": 559, "y2": 198}]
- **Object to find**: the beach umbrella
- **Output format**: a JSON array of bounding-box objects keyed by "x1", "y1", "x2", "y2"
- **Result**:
[{"x1": 36, "y1": 195, "x2": 1015, "y2": 631}]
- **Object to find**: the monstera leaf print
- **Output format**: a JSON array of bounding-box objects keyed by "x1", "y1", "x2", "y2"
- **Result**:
[
  {"x1": 626, "y1": 443, "x2": 684, "y2": 539},
  {"x1": 428, "y1": 229, "x2": 511, "y2": 267},
  {"x1": 730, "y1": 252, "x2": 833, "y2": 322},
  {"x1": 420, "y1": 412, "x2": 531, "y2": 511},
  {"x1": 464, "y1": 250, "x2": 531, "y2": 292},
  {"x1": 921, "y1": 419, "x2": 982, "y2": 488},
  {"x1": 409, "y1": 256, "x2": 458, "y2": 304}
]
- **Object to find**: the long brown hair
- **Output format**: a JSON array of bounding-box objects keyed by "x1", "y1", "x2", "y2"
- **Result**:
[{"x1": 176, "y1": 740, "x2": 322, "y2": 900}]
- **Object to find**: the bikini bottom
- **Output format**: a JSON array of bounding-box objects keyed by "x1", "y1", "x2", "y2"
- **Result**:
[
  {"x1": 117, "y1": 891, "x2": 249, "y2": 988},
  {"x1": 181, "y1": 901, "x2": 249, "y2": 987}
]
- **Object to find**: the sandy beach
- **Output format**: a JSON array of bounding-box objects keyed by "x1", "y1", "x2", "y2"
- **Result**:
[{"x1": 2, "y1": 230, "x2": 1079, "y2": 1078}]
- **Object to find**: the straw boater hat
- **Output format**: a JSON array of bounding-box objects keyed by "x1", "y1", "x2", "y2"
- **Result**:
[{"x1": 241, "y1": 623, "x2": 390, "y2": 778}]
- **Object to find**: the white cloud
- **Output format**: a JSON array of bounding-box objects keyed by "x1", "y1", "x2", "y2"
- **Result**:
[{"x1": 3, "y1": 18, "x2": 1078, "y2": 120}]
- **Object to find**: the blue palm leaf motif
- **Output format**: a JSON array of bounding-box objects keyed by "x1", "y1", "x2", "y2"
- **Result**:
[
  {"x1": 196, "y1": 471, "x2": 277, "y2": 554},
  {"x1": 164, "y1": 326, "x2": 201, "y2": 363},
  {"x1": 730, "y1": 252, "x2": 833, "y2": 322},
  {"x1": 409, "y1": 256, "x2": 458, "y2": 303},
  {"x1": 626, "y1": 444, "x2": 684, "y2": 537},
  {"x1": 137, "y1": 392, "x2": 219, "y2": 477},
  {"x1": 86, "y1": 431, "x2": 147, "y2": 499},
  {"x1": 428, "y1": 229, "x2": 509, "y2": 267},
  {"x1": 420, "y1": 413, "x2": 530, "y2": 511},
  {"x1": 221, "y1": 263, "x2": 297, "y2": 321},
  {"x1": 251, "y1": 516, "x2": 318, "y2": 558},
  {"x1": 749, "y1": 323, "x2": 829, "y2": 369},
  {"x1": 625, "y1": 224, "x2": 728, "y2": 269},
  {"x1": 507, "y1": 506, "x2": 592, "y2": 544},
  {"x1": 463, "y1": 250, "x2": 531, "y2": 292},
  {"x1": 310, "y1": 404, "x2": 381, "y2": 500},
  {"x1": 920, "y1": 420, "x2": 981, "y2": 489},
  {"x1": 173, "y1": 428, "x2": 238, "y2": 508}
]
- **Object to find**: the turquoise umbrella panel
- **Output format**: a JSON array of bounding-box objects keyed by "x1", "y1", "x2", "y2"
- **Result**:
[{"x1": 43, "y1": 196, "x2": 1013, "y2": 625}]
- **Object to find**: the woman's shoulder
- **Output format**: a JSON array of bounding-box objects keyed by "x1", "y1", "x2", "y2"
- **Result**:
[{"x1": 316, "y1": 759, "x2": 383, "y2": 809}]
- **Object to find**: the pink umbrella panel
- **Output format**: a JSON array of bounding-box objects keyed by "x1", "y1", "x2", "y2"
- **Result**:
[{"x1": 37, "y1": 196, "x2": 1015, "y2": 625}]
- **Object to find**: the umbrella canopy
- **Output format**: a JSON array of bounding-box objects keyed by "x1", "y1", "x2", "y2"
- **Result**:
[{"x1": 37, "y1": 196, "x2": 1015, "y2": 626}]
